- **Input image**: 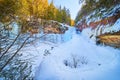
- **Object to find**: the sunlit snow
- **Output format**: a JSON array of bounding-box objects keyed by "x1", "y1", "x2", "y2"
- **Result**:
[{"x1": 19, "y1": 25, "x2": 120, "y2": 80}]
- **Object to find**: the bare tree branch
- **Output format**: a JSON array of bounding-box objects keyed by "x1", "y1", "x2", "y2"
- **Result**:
[
  {"x1": 0, "y1": 33, "x2": 20, "y2": 60},
  {"x1": 0, "y1": 35, "x2": 31, "y2": 72}
]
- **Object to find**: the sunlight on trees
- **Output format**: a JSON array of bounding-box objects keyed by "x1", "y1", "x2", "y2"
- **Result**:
[{"x1": 0, "y1": 0, "x2": 73, "y2": 79}]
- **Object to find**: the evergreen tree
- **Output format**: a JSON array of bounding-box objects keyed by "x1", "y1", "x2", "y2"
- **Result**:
[
  {"x1": 61, "y1": 7, "x2": 67, "y2": 23},
  {"x1": 0, "y1": 0, "x2": 20, "y2": 22},
  {"x1": 56, "y1": 6, "x2": 62, "y2": 22},
  {"x1": 75, "y1": 0, "x2": 120, "y2": 23},
  {"x1": 66, "y1": 9, "x2": 71, "y2": 25},
  {"x1": 46, "y1": 0, "x2": 55, "y2": 20}
]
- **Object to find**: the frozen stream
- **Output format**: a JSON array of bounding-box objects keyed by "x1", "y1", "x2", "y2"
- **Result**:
[{"x1": 9, "y1": 24, "x2": 120, "y2": 80}]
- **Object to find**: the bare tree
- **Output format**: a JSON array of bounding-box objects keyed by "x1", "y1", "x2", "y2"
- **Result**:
[{"x1": 0, "y1": 22, "x2": 33, "y2": 79}]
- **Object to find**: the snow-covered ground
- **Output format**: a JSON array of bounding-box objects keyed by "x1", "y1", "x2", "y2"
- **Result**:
[
  {"x1": 83, "y1": 18, "x2": 120, "y2": 42},
  {"x1": 20, "y1": 27, "x2": 120, "y2": 80},
  {"x1": 102, "y1": 18, "x2": 120, "y2": 33}
]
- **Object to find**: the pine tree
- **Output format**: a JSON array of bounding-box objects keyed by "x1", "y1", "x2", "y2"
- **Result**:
[
  {"x1": 56, "y1": 6, "x2": 62, "y2": 22},
  {"x1": 46, "y1": 0, "x2": 56, "y2": 20},
  {"x1": 0, "y1": 0, "x2": 20, "y2": 22}
]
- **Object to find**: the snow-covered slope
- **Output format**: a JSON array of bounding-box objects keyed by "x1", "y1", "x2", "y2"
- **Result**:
[
  {"x1": 103, "y1": 18, "x2": 120, "y2": 33},
  {"x1": 78, "y1": 18, "x2": 120, "y2": 42},
  {"x1": 76, "y1": 4, "x2": 120, "y2": 39},
  {"x1": 86, "y1": 4, "x2": 120, "y2": 24},
  {"x1": 33, "y1": 28, "x2": 120, "y2": 80}
]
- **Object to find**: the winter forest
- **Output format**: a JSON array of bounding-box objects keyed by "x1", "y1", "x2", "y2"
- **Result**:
[{"x1": 0, "y1": 0, "x2": 120, "y2": 80}]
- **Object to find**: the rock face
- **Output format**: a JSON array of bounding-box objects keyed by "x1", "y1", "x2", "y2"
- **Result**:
[
  {"x1": 89, "y1": 14, "x2": 120, "y2": 29},
  {"x1": 76, "y1": 12, "x2": 120, "y2": 48},
  {"x1": 96, "y1": 31, "x2": 120, "y2": 48},
  {"x1": 43, "y1": 21, "x2": 68, "y2": 34},
  {"x1": 76, "y1": 13, "x2": 120, "y2": 31}
]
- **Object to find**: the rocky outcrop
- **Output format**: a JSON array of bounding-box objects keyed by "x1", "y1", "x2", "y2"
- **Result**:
[
  {"x1": 43, "y1": 21, "x2": 68, "y2": 34},
  {"x1": 89, "y1": 14, "x2": 120, "y2": 29},
  {"x1": 76, "y1": 12, "x2": 120, "y2": 48},
  {"x1": 23, "y1": 20, "x2": 68, "y2": 34},
  {"x1": 96, "y1": 31, "x2": 120, "y2": 48},
  {"x1": 76, "y1": 13, "x2": 120, "y2": 31},
  {"x1": 44, "y1": 25, "x2": 62, "y2": 34}
]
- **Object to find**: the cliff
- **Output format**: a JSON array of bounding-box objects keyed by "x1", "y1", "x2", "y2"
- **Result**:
[
  {"x1": 96, "y1": 31, "x2": 120, "y2": 48},
  {"x1": 76, "y1": 4, "x2": 120, "y2": 48},
  {"x1": 76, "y1": 10, "x2": 120, "y2": 32}
]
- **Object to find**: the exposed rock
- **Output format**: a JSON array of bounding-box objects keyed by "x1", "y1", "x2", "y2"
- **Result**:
[
  {"x1": 76, "y1": 13, "x2": 120, "y2": 31},
  {"x1": 43, "y1": 20, "x2": 68, "y2": 34},
  {"x1": 96, "y1": 31, "x2": 120, "y2": 48}
]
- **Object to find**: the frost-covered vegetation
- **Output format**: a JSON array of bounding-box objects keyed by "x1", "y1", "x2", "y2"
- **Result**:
[
  {"x1": 35, "y1": 28, "x2": 120, "y2": 80},
  {"x1": 0, "y1": 0, "x2": 120, "y2": 80},
  {"x1": 0, "y1": 0, "x2": 72, "y2": 79}
]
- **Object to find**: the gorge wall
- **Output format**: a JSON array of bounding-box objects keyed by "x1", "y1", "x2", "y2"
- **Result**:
[{"x1": 76, "y1": 13, "x2": 120, "y2": 32}]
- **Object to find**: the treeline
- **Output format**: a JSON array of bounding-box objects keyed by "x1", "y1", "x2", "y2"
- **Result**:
[
  {"x1": 47, "y1": 2, "x2": 71, "y2": 25},
  {"x1": 0, "y1": 0, "x2": 72, "y2": 25},
  {"x1": 75, "y1": 0, "x2": 120, "y2": 23}
]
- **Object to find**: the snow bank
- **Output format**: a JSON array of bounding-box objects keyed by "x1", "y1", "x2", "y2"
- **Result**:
[
  {"x1": 35, "y1": 28, "x2": 120, "y2": 80},
  {"x1": 19, "y1": 26, "x2": 74, "y2": 76}
]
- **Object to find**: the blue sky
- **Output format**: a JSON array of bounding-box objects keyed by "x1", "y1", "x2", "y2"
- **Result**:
[{"x1": 48, "y1": 0, "x2": 82, "y2": 20}]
